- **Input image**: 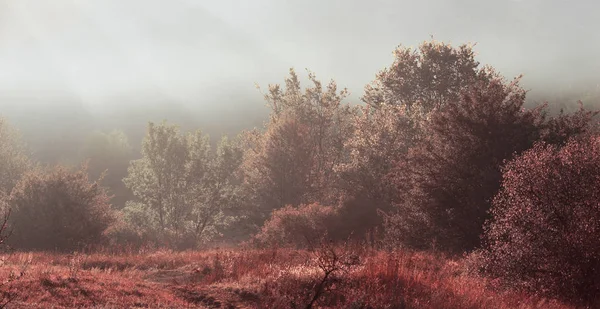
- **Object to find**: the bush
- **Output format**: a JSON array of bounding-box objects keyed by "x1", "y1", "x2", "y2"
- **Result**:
[
  {"x1": 253, "y1": 203, "x2": 339, "y2": 248},
  {"x1": 480, "y1": 136, "x2": 600, "y2": 304},
  {"x1": 7, "y1": 165, "x2": 115, "y2": 251}
]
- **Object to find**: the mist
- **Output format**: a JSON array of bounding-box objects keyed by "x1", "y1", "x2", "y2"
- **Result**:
[{"x1": 0, "y1": 0, "x2": 598, "y2": 159}]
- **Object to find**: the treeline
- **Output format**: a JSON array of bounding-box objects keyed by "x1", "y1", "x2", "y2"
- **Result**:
[{"x1": 1, "y1": 39, "x2": 600, "y2": 305}]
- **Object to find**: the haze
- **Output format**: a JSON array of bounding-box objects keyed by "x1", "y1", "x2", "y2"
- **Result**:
[
  {"x1": 0, "y1": 0, "x2": 598, "y2": 162},
  {"x1": 0, "y1": 0, "x2": 598, "y2": 107}
]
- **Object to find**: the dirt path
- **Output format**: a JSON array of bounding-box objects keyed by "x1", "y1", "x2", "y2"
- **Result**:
[{"x1": 143, "y1": 268, "x2": 258, "y2": 309}]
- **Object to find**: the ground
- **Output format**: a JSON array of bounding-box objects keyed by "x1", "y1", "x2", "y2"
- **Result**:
[{"x1": 0, "y1": 246, "x2": 575, "y2": 309}]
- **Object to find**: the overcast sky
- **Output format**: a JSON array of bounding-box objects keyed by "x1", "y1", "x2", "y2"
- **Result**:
[{"x1": 0, "y1": 0, "x2": 598, "y2": 109}]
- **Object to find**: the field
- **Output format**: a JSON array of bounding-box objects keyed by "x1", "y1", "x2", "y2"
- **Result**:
[{"x1": 0, "y1": 245, "x2": 575, "y2": 309}]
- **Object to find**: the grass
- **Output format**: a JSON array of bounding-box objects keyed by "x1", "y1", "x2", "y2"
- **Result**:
[{"x1": 0, "y1": 246, "x2": 578, "y2": 308}]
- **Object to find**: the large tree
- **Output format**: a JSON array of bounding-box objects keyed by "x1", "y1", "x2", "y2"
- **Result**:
[
  {"x1": 335, "y1": 40, "x2": 496, "y2": 237},
  {"x1": 387, "y1": 76, "x2": 597, "y2": 252},
  {"x1": 241, "y1": 69, "x2": 356, "y2": 225},
  {"x1": 363, "y1": 40, "x2": 496, "y2": 115},
  {"x1": 123, "y1": 122, "x2": 241, "y2": 247},
  {"x1": 334, "y1": 104, "x2": 414, "y2": 235}
]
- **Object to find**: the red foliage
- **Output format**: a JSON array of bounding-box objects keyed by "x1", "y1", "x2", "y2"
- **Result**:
[
  {"x1": 388, "y1": 77, "x2": 598, "y2": 253},
  {"x1": 242, "y1": 118, "x2": 314, "y2": 224},
  {"x1": 389, "y1": 77, "x2": 543, "y2": 252},
  {"x1": 252, "y1": 203, "x2": 339, "y2": 248},
  {"x1": 7, "y1": 165, "x2": 115, "y2": 251},
  {"x1": 480, "y1": 136, "x2": 600, "y2": 305}
]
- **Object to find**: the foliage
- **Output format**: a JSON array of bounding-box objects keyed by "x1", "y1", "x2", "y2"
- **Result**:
[
  {"x1": 104, "y1": 201, "x2": 161, "y2": 248},
  {"x1": 387, "y1": 76, "x2": 597, "y2": 253},
  {"x1": 480, "y1": 136, "x2": 600, "y2": 304},
  {"x1": 207, "y1": 135, "x2": 246, "y2": 240},
  {"x1": 241, "y1": 69, "x2": 356, "y2": 225},
  {"x1": 242, "y1": 118, "x2": 313, "y2": 224},
  {"x1": 336, "y1": 40, "x2": 498, "y2": 239},
  {"x1": 7, "y1": 164, "x2": 114, "y2": 251},
  {"x1": 363, "y1": 39, "x2": 496, "y2": 115},
  {"x1": 123, "y1": 122, "x2": 242, "y2": 248},
  {"x1": 540, "y1": 102, "x2": 600, "y2": 145},
  {"x1": 334, "y1": 104, "x2": 414, "y2": 236},
  {"x1": 252, "y1": 203, "x2": 339, "y2": 248}
]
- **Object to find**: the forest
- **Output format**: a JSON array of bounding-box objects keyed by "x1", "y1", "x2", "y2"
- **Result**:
[{"x1": 1, "y1": 40, "x2": 600, "y2": 308}]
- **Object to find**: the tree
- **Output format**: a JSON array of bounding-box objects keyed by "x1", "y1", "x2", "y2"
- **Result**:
[
  {"x1": 7, "y1": 164, "x2": 114, "y2": 251},
  {"x1": 123, "y1": 122, "x2": 190, "y2": 240},
  {"x1": 0, "y1": 117, "x2": 31, "y2": 195},
  {"x1": 79, "y1": 130, "x2": 134, "y2": 209},
  {"x1": 242, "y1": 118, "x2": 313, "y2": 223},
  {"x1": 123, "y1": 122, "x2": 241, "y2": 247},
  {"x1": 241, "y1": 69, "x2": 356, "y2": 225},
  {"x1": 186, "y1": 134, "x2": 244, "y2": 242},
  {"x1": 334, "y1": 40, "x2": 497, "y2": 238},
  {"x1": 203, "y1": 135, "x2": 245, "y2": 239},
  {"x1": 387, "y1": 77, "x2": 597, "y2": 252},
  {"x1": 363, "y1": 39, "x2": 495, "y2": 115},
  {"x1": 334, "y1": 104, "x2": 414, "y2": 235},
  {"x1": 480, "y1": 136, "x2": 600, "y2": 304}
]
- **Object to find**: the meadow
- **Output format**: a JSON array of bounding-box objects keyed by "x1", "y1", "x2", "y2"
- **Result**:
[{"x1": 0, "y1": 245, "x2": 574, "y2": 309}]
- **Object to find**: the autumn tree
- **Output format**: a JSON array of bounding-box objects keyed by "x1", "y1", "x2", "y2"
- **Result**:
[
  {"x1": 7, "y1": 164, "x2": 114, "y2": 251},
  {"x1": 338, "y1": 39, "x2": 597, "y2": 252},
  {"x1": 79, "y1": 130, "x2": 134, "y2": 209},
  {"x1": 387, "y1": 76, "x2": 597, "y2": 252},
  {"x1": 335, "y1": 40, "x2": 496, "y2": 237},
  {"x1": 334, "y1": 104, "x2": 413, "y2": 235},
  {"x1": 242, "y1": 118, "x2": 312, "y2": 224},
  {"x1": 363, "y1": 39, "x2": 496, "y2": 115},
  {"x1": 241, "y1": 69, "x2": 356, "y2": 225},
  {"x1": 123, "y1": 122, "x2": 242, "y2": 247},
  {"x1": 480, "y1": 136, "x2": 600, "y2": 304}
]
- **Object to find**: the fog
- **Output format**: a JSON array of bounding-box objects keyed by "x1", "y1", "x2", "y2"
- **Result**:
[{"x1": 0, "y1": 0, "x2": 598, "y2": 160}]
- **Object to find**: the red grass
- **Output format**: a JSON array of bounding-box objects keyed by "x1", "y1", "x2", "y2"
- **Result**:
[{"x1": 0, "y1": 247, "x2": 577, "y2": 308}]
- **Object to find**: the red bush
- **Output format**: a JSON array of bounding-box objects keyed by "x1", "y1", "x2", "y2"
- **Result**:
[
  {"x1": 481, "y1": 136, "x2": 600, "y2": 304},
  {"x1": 8, "y1": 165, "x2": 115, "y2": 251},
  {"x1": 253, "y1": 203, "x2": 339, "y2": 248}
]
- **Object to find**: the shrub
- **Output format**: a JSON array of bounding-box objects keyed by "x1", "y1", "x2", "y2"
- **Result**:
[
  {"x1": 480, "y1": 136, "x2": 600, "y2": 304},
  {"x1": 253, "y1": 203, "x2": 339, "y2": 248},
  {"x1": 7, "y1": 165, "x2": 115, "y2": 251}
]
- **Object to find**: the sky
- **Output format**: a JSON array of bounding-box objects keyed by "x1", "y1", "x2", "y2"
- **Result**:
[{"x1": 0, "y1": 0, "x2": 598, "y2": 111}]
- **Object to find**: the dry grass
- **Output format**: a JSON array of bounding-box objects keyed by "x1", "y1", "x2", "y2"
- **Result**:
[{"x1": 0, "y1": 247, "x2": 579, "y2": 308}]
